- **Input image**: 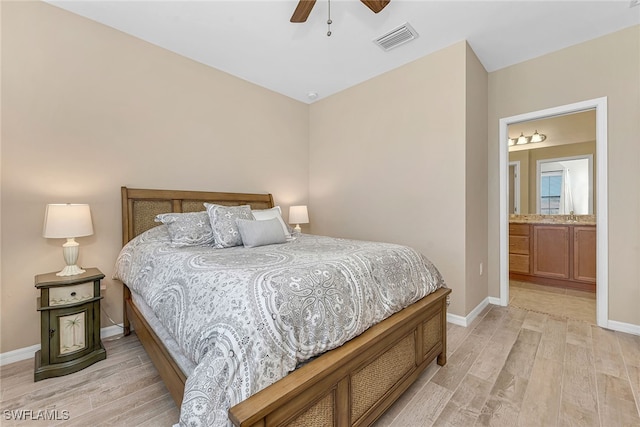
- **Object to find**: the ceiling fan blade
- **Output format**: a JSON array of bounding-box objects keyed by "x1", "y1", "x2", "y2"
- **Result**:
[
  {"x1": 291, "y1": 0, "x2": 317, "y2": 23},
  {"x1": 360, "y1": 0, "x2": 390, "y2": 14}
]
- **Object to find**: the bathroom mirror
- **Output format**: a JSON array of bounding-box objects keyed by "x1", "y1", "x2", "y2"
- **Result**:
[{"x1": 508, "y1": 110, "x2": 596, "y2": 215}]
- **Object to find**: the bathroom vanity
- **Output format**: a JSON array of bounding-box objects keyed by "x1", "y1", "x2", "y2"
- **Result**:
[{"x1": 509, "y1": 215, "x2": 596, "y2": 292}]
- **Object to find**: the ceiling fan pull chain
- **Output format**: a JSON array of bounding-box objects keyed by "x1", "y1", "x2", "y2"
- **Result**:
[{"x1": 327, "y1": 0, "x2": 332, "y2": 36}]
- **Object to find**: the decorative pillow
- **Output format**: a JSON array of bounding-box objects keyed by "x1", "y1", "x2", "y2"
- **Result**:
[
  {"x1": 154, "y1": 211, "x2": 214, "y2": 247},
  {"x1": 251, "y1": 206, "x2": 292, "y2": 238},
  {"x1": 204, "y1": 203, "x2": 253, "y2": 248},
  {"x1": 236, "y1": 218, "x2": 287, "y2": 248}
]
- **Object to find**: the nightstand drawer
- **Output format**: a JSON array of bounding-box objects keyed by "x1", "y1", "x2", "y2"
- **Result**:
[{"x1": 49, "y1": 282, "x2": 94, "y2": 306}]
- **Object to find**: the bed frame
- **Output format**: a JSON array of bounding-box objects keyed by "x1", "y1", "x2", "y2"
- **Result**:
[{"x1": 120, "y1": 186, "x2": 451, "y2": 427}]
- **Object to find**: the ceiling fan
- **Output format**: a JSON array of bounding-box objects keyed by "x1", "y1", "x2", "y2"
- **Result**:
[{"x1": 290, "y1": 0, "x2": 390, "y2": 23}]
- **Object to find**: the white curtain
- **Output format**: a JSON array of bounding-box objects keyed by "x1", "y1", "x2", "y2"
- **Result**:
[{"x1": 563, "y1": 168, "x2": 574, "y2": 214}]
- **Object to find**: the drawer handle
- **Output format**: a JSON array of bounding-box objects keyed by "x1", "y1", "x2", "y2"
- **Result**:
[{"x1": 70, "y1": 292, "x2": 77, "y2": 297}]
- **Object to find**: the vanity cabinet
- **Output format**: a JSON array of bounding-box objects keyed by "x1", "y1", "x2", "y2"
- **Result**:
[
  {"x1": 509, "y1": 223, "x2": 596, "y2": 292},
  {"x1": 508, "y1": 223, "x2": 530, "y2": 274},
  {"x1": 574, "y1": 226, "x2": 597, "y2": 283},
  {"x1": 533, "y1": 225, "x2": 570, "y2": 279}
]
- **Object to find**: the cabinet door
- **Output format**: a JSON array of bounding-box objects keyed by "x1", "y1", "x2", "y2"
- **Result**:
[
  {"x1": 574, "y1": 226, "x2": 597, "y2": 283},
  {"x1": 533, "y1": 225, "x2": 570, "y2": 279},
  {"x1": 49, "y1": 304, "x2": 94, "y2": 364}
]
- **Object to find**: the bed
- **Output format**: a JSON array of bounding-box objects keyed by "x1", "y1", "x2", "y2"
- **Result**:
[{"x1": 116, "y1": 187, "x2": 451, "y2": 426}]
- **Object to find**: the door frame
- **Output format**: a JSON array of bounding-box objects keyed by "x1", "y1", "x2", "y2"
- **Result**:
[
  {"x1": 499, "y1": 97, "x2": 608, "y2": 327},
  {"x1": 508, "y1": 161, "x2": 521, "y2": 214}
]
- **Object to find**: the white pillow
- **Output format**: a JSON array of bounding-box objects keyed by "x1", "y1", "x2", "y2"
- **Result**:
[
  {"x1": 251, "y1": 206, "x2": 291, "y2": 238},
  {"x1": 236, "y1": 218, "x2": 287, "y2": 248}
]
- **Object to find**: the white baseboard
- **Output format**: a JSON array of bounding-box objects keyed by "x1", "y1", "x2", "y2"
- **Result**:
[
  {"x1": 447, "y1": 297, "x2": 497, "y2": 327},
  {"x1": 0, "y1": 344, "x2": 41, "y2": 367},
  {"x1": 606, "y1": 320, "x2": 640, "y2": 336},
  {"x1": 0, "y1": 324, "x2": 124, "y2": 367},
  {"x1": 446, "y1": 313, "x2": 468, "y2": 327},
  {"x1": 100, "y1": 324, "x2": 125, "y2": 339},
  {"x1": 488, "y1": 296, "x2": 502, "y2": 306}
]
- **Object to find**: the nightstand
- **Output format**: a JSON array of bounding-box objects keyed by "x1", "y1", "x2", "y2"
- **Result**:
[{"x1": 34, "y1": 268, "x2": 107, "y2": 381}]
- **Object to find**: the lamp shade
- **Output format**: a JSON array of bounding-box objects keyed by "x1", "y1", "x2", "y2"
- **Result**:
[
  {"x1": 289, "y1": 205, "x2": 309, "y2": 225},
  {"x1": 530, "y1": 130, "x2": 547, "y2": 143},
  {"x1": 516, "y1": 133, "x2": 529, "y2": 145},
  {"x1": 43, "y1": 204, "x2": 94, "y2": 238}
]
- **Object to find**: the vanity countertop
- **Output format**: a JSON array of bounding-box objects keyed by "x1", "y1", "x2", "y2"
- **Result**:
[{"x1": 509, "y1": 214, "x2": 596, "y2": 226}]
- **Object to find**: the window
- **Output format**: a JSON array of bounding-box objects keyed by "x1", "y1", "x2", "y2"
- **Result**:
[{"x1": 540, "y1": 171, "x2": 562, "y2": 214}]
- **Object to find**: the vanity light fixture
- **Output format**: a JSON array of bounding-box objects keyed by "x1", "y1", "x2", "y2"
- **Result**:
[{"x1": 508, "y1": 130, "x2": 547, "y2": 146}]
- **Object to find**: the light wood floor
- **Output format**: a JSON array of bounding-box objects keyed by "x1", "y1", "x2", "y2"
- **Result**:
[
  {"x1": 0, "y1": 334, "x2": 179, "y2": 426},
  {"x1": 376, "y1": 284, "x2": 640, "y2": 427},
  {"x1": 2, "y1": 286, "x2": 638, "y2": 426},
  {"x1": 509, "y1": 280, "x2": 596, "y2": 324}
]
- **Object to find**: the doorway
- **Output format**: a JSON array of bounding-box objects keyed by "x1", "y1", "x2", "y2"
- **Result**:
[{"x1": 499, "y1": 97, "x2": 608, "y2": 328}]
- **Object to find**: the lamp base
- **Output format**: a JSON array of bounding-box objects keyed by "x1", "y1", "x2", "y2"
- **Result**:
[
  {"x1": 57, "y1": 238, "x2": 85, "y2": 276},
  {"x1": 56, "y1": 265, "x2": 86, "y2": 276},
  {"x1": 294, "y1": 224, "x2": 302, "y2": 232}
]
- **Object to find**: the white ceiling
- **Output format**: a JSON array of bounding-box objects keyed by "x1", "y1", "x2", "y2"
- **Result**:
[{"x1": 47, "y1": 0, "x2": 640, "y2": 104}]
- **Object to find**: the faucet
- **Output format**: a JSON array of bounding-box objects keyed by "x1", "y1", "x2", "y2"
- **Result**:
[{"x1": 569, "y1": 211, "x2": 576, "y2": 222}]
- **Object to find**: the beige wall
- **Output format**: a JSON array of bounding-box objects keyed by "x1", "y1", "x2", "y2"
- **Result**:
[
  {"x1": 489, "y1": 26, "x2": 640, "y2": 325},
  {"x1": 464, "y1": 44, "x2": 489, "y2": 314},
  {"x1": 308, "y1": 41, "x2": 488, "y2": 317},
  {"x1": 1, "y1": 1, "x2": 309, "y2": 353}
]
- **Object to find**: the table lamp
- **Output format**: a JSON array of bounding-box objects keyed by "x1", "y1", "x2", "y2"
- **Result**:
[
  {"x1": 42, "y1": 203, "x2": 94, "y2": 276},
  {"x1": 288, "y1": 205, "x2": 309, "y2": 233}
]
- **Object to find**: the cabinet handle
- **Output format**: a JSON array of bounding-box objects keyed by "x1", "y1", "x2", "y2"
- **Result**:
[{"x1": 49, "y1": 329, "x2": 55, "y2": 339}]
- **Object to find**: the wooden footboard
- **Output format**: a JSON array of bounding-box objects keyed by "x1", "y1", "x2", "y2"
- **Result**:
[
  {"x1": 124, "y1": 284, "x2": 450, "y2": 426},
  {"x1": 228, "y1": 287, "x2": 450, "y2": 427}
]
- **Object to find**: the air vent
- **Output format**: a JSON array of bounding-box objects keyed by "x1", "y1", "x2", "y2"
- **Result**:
[{"x1": 374, "y1": 22, "x2": 419, "y2": 51}]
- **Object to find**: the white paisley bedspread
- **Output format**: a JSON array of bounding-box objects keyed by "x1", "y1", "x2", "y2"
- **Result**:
[{"x1": 113, "y1": 225, "x2": 445, "y2": 426}]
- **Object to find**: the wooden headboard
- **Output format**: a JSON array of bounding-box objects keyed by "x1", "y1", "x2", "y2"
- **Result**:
[{"x1": 121, "y1": 187, "x2": 275, "y2": 246}]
